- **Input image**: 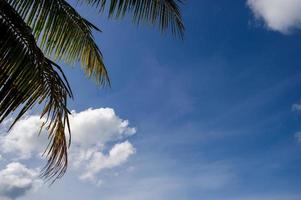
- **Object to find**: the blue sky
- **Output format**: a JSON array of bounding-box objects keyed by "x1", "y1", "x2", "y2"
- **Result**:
[{"x1": 1, "y1": 0, "x2": 301, "y2": 200}]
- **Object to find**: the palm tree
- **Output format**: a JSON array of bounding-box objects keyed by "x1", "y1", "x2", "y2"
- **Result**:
[{"x1": 0, "y1": 0, "x2": 184, "y2": 181}]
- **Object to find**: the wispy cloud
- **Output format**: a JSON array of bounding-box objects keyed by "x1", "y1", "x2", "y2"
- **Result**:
[
  {"x1": 193, "y1": 161, "x2": 235, "y2": 190},
  {"x1": 292, "y1": 102, "x2": 301, "y2": 142},
  {"x1": 224, "y1": 194, "x2": 301, "y2": 200},
  {"x1": 292, "y1": 103, "x2": 301, "y2": 112},
  {"x1": 295, "y1": 132, "x2": 301, "y2": 142}
]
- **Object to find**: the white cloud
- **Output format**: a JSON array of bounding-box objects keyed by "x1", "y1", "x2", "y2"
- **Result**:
[
  {"x1": 0, "y1": 108, "x2": 136, "y2": 185},
  {"x1": 79, "y1": 141, "x2": 136, "y2": 182},
  {"x1": 69, "y1": 108, "x2": 136, "y2": 148},
  {"x1": 247, "y1": 0, "x2": 301, "y2": 33},
  {"x1": 0, "y1": 108, "x2": 136, "y2": 159},
  {"x1": 0, "y1": 116, "x2": 47, "y2": 159},
  {"x1": 0, "y1": 162, "x2": 41, "y2": 200}
]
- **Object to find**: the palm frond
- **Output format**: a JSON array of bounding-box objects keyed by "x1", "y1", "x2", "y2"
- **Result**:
[
  {"x1": 0, "y1": 0, "x2": 73, "y2": 180},
  {"x1": 78, "y1": 0, "x2": 185, "y2": 38},
  {"x1": 8, "y1": 0, "x2": 109, "y2": 85}
]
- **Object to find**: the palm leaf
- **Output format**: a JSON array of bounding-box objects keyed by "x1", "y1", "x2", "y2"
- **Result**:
[
  {"x1": 78, "y1": 0, "x2": 185, "y2": 38},
  {"x1": 0, "y1": 0, "x2": 73, "y2": 180},
  {"x1": 8, "y1": 0, "x2": 109, "y2": 85}
]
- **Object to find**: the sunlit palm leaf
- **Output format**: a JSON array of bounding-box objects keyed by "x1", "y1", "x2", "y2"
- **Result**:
[
  {"x1": 0, "y1": 0, "x2": 73, "y2": 180},
  {"x1": 78, "y1": 0, "x2": 185, "y2": 38},
  {"x1": 8, "y1": 0, "x2": 109, "y2": 85}
]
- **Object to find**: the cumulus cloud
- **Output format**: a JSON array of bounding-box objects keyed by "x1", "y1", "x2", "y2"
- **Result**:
[
  {"x1": 247, "y1": 0, "x2": 301, "y2": 33},
  {"x1": 79, "y1": 141, "x2": 136, "y2": 182},
  {"x1": 0, "y1": 108, "x2": 136, "y2": 184},
  {"x1": 0, "y1": 162, "x2": 41, "y2": 200},
  {"x1": 0, "y1": 116, "x2": 47, "y2": 159},
  {"x1": 0, "y1": 108, "x2": 136, "y2": 158},
  {"x1": 69, "y1": 108, "x2": 136, "y2": 148}
]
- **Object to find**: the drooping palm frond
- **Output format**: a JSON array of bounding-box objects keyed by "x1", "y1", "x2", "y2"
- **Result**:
[
  {"x1": 8, "y1": 0, "x2": 109, "y2": 85},
  {"x1": 0, "y1": 0, "x2": 185, "y2": 183},
  {"x1": 0, "y1": 0, "x2": 73, "y2": 180},
  {"x1": 78, "y1": 0, "x2": 185, "y2": 38}
]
